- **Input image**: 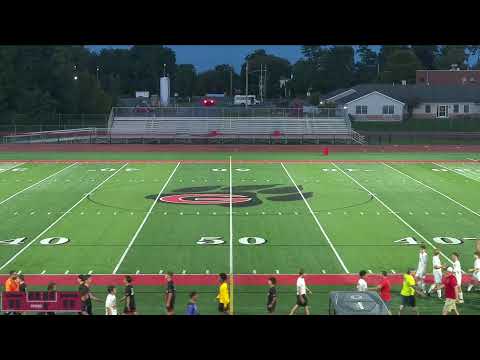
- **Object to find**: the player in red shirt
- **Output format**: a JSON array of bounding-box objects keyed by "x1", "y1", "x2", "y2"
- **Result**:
[
  {"x1": 376, "y1": 271, "x2": 392, "y2": 312},
  {"x1": 435, "y1": 267, "x2": 459, "y2": 315}
]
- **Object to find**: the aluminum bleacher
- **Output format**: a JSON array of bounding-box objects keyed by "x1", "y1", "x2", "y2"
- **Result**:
[{"x1": 108, "y1": 107, "x2": 365, "y2": 144}]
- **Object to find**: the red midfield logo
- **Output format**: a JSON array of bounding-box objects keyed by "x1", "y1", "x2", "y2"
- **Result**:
[{"x1": 159, "y1": 193, "x2": 252, "y2": 205}]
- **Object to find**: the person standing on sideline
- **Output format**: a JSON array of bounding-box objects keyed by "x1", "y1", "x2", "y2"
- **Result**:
[
  {"x1": 435, "y1": 267, "x2": 459, "y2": 315},
  {"x1": 80, "y1": 275, "x2": 102, "y2": 315},
  {"x1": 289, "y1": 269, "x2": 312, "y2": 315},
  {"x1": 105, "y1": 286, "x2": 117, "y2": 315},
  {"x1": 467, "y1": 252, "x2": 480, "y2": 292},
  {"x1": 43, "y1": 282, "x2": 57, "y2": 316},
  {"x1": 164, "y1": 272, "x2": 176, "y2": 315},
  {"x1": 399, "y1": 269, "x2": 419, "y2": 315},
  {"x1": 216, "y1": 273, "x2": 230, "y2": 315},
  {"x1": 17, "y1": 274, "x2": 27, "y2": 293},
  {"x1": 185, "y1": 292, "x2": 200, "y2": 315},
  {"x1": 428, "y1": 250, "x2": 443, "y2": 299},
  {"x1": 119, "y1": 275, "x2": 137, "y2": 315},
  {"x1": 356, "y1": 271, "x2": 368, "y2": 292},
  {"x1": 415, "y1": 245, "x2": 428, "y2": 292},
  {"x1": 376, "y1": 271, "x2": 392, "y2": 310},
  {"x1": 451, "y1": 253, "x2": 464, "y2": 303},
  {"x1": 5, "y1": 271, "x2": 19, "y2": 292},
  {"x1": 267, "y1": 277, "x2": 278, "y2": 314}
]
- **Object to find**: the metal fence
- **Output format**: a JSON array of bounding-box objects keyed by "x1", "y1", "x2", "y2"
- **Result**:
[
  {"x1": 0, "y1": 113, "x2": 108, "y2": 135},
  {"x1": 112, "y1": 107, "x2": 345, "y2": 119}
]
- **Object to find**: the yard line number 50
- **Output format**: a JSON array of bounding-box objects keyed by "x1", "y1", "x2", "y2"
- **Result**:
[{"x1": 197, "y1": 236, "x2": 266, "y2": 245}]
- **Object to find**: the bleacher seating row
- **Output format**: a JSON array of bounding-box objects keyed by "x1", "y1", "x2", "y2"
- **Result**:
[{"x1": 110, "y1": 117, "x2": 353, "y2": 139}]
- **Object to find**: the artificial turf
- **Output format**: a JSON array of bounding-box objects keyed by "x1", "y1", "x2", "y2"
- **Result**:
[{"x1": 1, "y1": 152, "x2": 480, "y2": 315}]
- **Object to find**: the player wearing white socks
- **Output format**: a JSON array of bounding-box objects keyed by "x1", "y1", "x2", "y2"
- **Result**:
[
  {"x1": 451, "y1": 253, "x2": 464, "y2": 303},
  {"x1": 428, "y1": 250, "x2": 443, "y2": 299},
  {"x1": 467, "y1": 252, "x2": 480, "y2": 292},
  {"x1": 415, "y1": 245, "x2": 428, "y2": 292}
]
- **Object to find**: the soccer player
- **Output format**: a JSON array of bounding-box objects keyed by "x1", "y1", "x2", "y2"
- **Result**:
[
  {"x1": 467, "y1": 252, "x2": 480, "y2": 292},
  {"x1": 289, "y1": 269, "x2": 312, "y2": 315},
  {"x1": 185, "y1": 292, "x2": 200, "y2": 315},
  {"x1": 216, "y1": 273, "x2": 230, "y2": 315},
  {"x1": 17, "y1": 274, "x2": 27, "y2": 293},
  {"x1": 164, "y1": 272, "x2": 176, "y2": 315},
  {"x1": 399, "y1": 269, "x2": 419, "y2": 315},
  {"x1": 79, "y1": 275, "x2": 102, "y2": 315},
  {"x1": 376, "y1": 271, "x2": 391, "y2": 310},
  {"x1": 428, "y1": 249, "x2": 443, "y2": 299},
  {"x1": 435, "y1": 267, "x2": 459, "y2": 315},
  {"x1": 356, "y1": 270, "x2": 368, "y2": 292},
  {"x1": 267, "y1": 277, "x2": 278, "y2": 314},
  {"x1": 415, "y1": 245, "x2": 428, "y2": 292},
  {"x1": 44, "y1": 282, "x2": 57, "y2": 316},
  {"x1": 451, "y1": 253, "x2": 464, "y2": 303},
  {"x1": 105, "y1": 286, "x2": 117, "y2": 315},
  {"x1": 120, "y1": 275, "x2": 137, "y2": 315}
]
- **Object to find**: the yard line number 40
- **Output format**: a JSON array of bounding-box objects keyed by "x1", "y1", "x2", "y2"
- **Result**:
[
  {"x1": 0, "y1": 237, "x2": 69, "y2": 245},
  {"x1": 395, "y1": 236, "x2": 477, "y2": 246}
]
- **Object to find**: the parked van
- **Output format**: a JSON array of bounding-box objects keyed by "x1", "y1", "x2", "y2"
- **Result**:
[{"x1": 234, "y1": 95, "x2": 260, "y2": 106}]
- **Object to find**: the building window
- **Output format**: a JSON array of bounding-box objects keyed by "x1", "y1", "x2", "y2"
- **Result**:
[
  {"x1": 464, "y1": 104, "x2": 470, "y2": 113},
  {"x1": 355, "y1": 105, "x2": 361, "y2": 114},
  {"x1": 425, "y1": 105, "x2": 431, "y2": 113},
  {"x1": 382, "y1": 105, "x2": 394, "y2": 114},
  {"x1": 361, "y1": 105, "x2": 368, "y2": 114},
  {"x1": 453, "y1": 104, "x2": 459, "y2": 113}
]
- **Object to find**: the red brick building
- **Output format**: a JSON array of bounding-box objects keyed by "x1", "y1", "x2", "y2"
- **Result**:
[{"x1": 416, "y1": 70, "x2": 480, "y2": 85}]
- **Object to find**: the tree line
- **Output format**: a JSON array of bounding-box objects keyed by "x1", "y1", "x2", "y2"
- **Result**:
[{"x1": 0, "y1": 45, "x2": 479, "y2": 120}]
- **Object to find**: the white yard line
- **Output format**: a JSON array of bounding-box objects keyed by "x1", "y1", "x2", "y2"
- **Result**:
[
  {"x1": 0, "y1": 163, "x2": 78, "y2": 207},
  {"x1": 0, "y1": 163, "x2": 129, "y2": 271},
  {"x1": 280, "y1": 162, "x2": 349, "y2": 273},
  {"x1": 433, "y1": 162, "x2": 480, "y2": 184},
  {"x1": 0, "y1": 162, "x2": 26, "y2": 173},
  {"x1": 112, "y1": 162, "x2": 181, "y2": 274},
  {"x1": 331, "y1": 162, "x2": 453, "y2": 265},
  {"x1": 466, "y1": 158, "x2": 478, "y2": 162},
  {"x1": 383, "y1": 163, "x2": 480, "y2": 218}
]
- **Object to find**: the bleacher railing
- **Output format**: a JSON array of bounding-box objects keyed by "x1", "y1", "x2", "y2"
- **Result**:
[{"x1": 112, "y1": 107, "x2": 345, "y2": 119}]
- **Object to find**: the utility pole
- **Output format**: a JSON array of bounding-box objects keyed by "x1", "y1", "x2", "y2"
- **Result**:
[
  {"x1": 264, "y1": 65, "x2": 267, "y2": 101},
  {"x1": 245, "y1": 61, "x2": 249, "y2": 106},
  {"x1": 259, "y1": 64, "x2": 263, "y2": 103},
  {"x1": 230, "y1": 66, "x2": 233, "y2": 99}
]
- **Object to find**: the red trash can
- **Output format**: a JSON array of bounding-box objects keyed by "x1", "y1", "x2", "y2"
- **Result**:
[{"x1": 323, "y1": 147, "x2": 329, "y2": 156}]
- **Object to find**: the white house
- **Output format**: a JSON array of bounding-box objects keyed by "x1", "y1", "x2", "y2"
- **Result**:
[{"x1": 321, "y1": 84, "x2": 480, "y2": 121}]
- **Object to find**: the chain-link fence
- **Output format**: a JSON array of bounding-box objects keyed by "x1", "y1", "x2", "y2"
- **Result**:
[{"x1": 0, "y1": 113, "x2": 108, "y2": 135}]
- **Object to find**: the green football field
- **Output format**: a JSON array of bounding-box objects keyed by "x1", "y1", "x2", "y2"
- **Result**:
[{"x1": 1, "y1": 151, "x2": 480, "y2": 314}]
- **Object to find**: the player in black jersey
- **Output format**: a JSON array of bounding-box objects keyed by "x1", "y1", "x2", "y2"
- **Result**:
[
  {"x1": 78, "y1": 275, "x2": 102, "y2": 315},
  {"x1": 164, "y1": 272, "x2": 176, "y2": 315},
  {"x1": 18, "y1": 274, "x2": 27, "y2": 293},
  {"x1": 267, "y1": 277, "x2": 278, "y2": 314},
  {"x1": 120, "y1": 276, "x2": 137, "y2": 315}
]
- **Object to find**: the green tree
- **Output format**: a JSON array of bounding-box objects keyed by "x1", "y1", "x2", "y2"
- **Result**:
[
  {"x1": 240, "y1": 49, "x2": 291, "y2": 98},
  {"x1": 412, "y1": 45, "x2": 439, "y2": 69},
  {"x1": 173, "y1": 64, "x2": 197, "y2": 98},
  {"x1": 435, "y1": 45, "x2": 468, "y2": 69},
  {"x1": 380, "y1": 48, "x2": 422, "y2": 84},
  {"x1": 355, "y1": 45, "x2": 379, "y2": 83}
]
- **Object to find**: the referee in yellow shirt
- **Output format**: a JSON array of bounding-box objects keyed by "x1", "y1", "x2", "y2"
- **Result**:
[
  {"x1": 398, "y1": 268, "x2": 419, "y2": 315},
  {"x1": 216, "y1": 273, "x2": 230, "y2": 315}
]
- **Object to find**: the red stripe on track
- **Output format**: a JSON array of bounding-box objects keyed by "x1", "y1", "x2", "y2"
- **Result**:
[{"x1": 0, "y1": 274, "x2": 473, "y2": 286}]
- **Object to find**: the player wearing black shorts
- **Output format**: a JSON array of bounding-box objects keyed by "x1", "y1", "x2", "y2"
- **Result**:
[
  {"x1": 267, "y1": 277, "x2": 277, "y2": 314},
  {"x1": 122, "y1": 276, "x2": 136, "y2": 315},
  {"x1": 78, "y1": 275, "x2": 90, "y2": 315},
  {"x1": 164, "y1": 272, "x2": 176, "y2": 315}
]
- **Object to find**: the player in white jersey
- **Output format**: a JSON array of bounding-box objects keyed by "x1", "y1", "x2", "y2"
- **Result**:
[
  {"x1": 415, "y1": 245, "x2": 428, "y2": 292},
  {"x1": 428, "y1": 249, "x2": 443, "y2": 298},
  {"x1": 105, "y1": 286, "x2": 117, "y2": 315},
  {"x1": 451, "y1": 252, "x2": 464, "y2": 303},
  {"x1": 467, "y1": 251, "x2": 480, "y2": 292}
]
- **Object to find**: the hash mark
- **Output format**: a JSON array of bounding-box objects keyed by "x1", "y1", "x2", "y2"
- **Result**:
[
  {"x1": 321, "y1": 270, "x2": 326, "y2": 274},
  {"x1": 65, "y1": 270, "x2": 69, "y2": 274},
  {"x1": 88, "y1": 270, "x2": 93, "y2": 274},
  {"x1": 41, "y1": 270, "x2": 46, "y2": 274},
  {"x1": 135, "y1": 270, "x2": 140, "y2": 274}
]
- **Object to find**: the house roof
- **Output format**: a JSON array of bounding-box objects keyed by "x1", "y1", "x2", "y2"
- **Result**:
[{"x1": 322, "y1": 84, "x2": 480, "y2": 104}]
